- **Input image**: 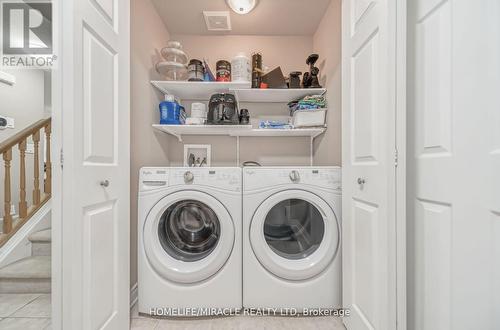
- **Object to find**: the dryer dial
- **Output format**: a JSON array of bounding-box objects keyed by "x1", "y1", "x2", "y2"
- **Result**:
[
  {"x1": 289, "y1": 170, "x2": 301, "y2": 183},
  {"x1": 184, "y1": 171, "x2": 194, "y2": 184}
]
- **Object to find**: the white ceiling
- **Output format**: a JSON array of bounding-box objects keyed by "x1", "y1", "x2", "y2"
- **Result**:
[{"x1": 151, "y1": 0, "x2": 332, "y2": 36}]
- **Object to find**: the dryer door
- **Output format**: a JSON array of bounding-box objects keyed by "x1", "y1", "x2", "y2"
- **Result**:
[
  {"x1": 250, "y1": 190, "x2": 340, "y2": 281},
  {"x1": 143, "y1": 191, "x2": 234, "y2": 284}
]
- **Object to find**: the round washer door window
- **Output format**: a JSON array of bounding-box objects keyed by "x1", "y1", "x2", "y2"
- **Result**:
[
  {"x1": 250, "y1": 190, "x2": 339, "y2": 281},
  {"x1": 143, "y1": 191, "x2": 234, "y2": 284},
  {"x1": 158, "y1": 200, "x2": 220, "y2": 262}
]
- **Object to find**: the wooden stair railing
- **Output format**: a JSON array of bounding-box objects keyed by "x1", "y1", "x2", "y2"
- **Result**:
[{"x1": 0, "y1": 118, "x2": 51, "y2": 247}]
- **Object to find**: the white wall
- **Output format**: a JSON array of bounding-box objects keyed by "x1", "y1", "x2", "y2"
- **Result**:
[
  {"x1": 0, "y1": 69, "x2": 48, "y2": 218},
  {"x1": 0, "y1": 70, "x2": 48, "y2": 140},
  {"x1": 312, "y1": 0, "x2": 342, "y2": 166},
  {"x1": 130, "y1": 0, "x2": 172, "y2": 289}
]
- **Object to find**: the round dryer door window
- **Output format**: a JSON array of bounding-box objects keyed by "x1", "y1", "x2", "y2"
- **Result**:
[
  {"x1": 143, "y1": 191, "x2": 235, "y2": 284},
  {"x1": 250, "y1": 190, "x2": 340, "y2": 281},
  {"x1": 264, "y1": 199, "x2": 325, "y2": 260}
]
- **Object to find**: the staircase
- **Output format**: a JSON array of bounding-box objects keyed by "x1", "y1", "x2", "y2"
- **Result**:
[
  {"x1": 0, "y1": 118, "x2": 52, "y2": 247},
  {"x1": 0, "y1": 228, "x2": 51, "y2": 293},
  {"x1": 0, "y1": 118, "x2": 52, "y2": 293}
]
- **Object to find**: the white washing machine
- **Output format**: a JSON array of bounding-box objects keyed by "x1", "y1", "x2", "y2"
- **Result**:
[
  {"x1": 243, "y1": 167, "x2": 342, "y2": 310},
  {"x1": 138, "y1": 167, "x2": 242, "y2": 316}
]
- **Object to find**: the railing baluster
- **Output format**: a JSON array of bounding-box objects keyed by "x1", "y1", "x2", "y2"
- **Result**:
[
  {"x1": 44, "y1": 123, "x2": 51, "y2": 195},
  {"x1": 19, "y1": 139, "x2": 27, "y2": 218},
  {"x1": 3, "y1": 149, "x2": 12, "y2": 234},
  {"x1": 0, "y1": 118, "x2": 51, "y2": 247},
  {"x1": 32, "y1": 131, "x2": 41, "y2": 206}
]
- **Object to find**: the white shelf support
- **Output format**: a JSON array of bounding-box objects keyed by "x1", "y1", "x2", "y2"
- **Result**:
[
  {"x1": 310, "y1": 136, "x2": 314, "y2": 166},
  {"x1": 173, "y1": 132, "x2": 183, "y2": 142},
  {"x1": 236, "y1": 136, "x2": 240, "y2": 166}
]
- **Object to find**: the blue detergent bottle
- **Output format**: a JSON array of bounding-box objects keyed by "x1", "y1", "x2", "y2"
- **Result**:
[{"x1": 159, "y1": 95, "x2": 186, "y2": 125}]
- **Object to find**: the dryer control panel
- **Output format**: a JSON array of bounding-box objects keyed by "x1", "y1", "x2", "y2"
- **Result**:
[{"x1": 243, "y1": 167, "x2": 342, "y2": 192}]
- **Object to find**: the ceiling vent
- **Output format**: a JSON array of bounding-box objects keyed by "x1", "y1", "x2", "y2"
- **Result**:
[{"x1": 203, "y1": 11, "x2": 232, "y2": 31}]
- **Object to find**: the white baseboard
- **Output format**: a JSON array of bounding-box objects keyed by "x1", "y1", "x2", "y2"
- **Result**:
[{"x1": 130, "y1": 282, "x2": 138, "y2": 309}]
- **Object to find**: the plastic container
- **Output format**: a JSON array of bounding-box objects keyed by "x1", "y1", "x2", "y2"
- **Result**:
[
  {"x1": 159, "y1": 99, "x2": 186, "y2": 125},
  {"x1": 160, "y1": 41, "x2": 188, "y2": 64},
  {"x1": 157, "y1": 40, "x2": 189, "y2": 81},
  {"x1": 251, "y1": 52, "x2": 262, "y2": 88},
  {"x1": 231, "y1": 53, "x2": 251, "y2": 82},
  {"x1": 188, "y1": 59, "x2": 204, "y2": 81},
  {"x1": 190, "y1": 102, "x2": 207, "y2": 120},
  {"x1": 291, "y1": 108, "x2": 327, "y2": 128},
  {"x1": 216, "y1": 60, "x2": 231, "y2": 82},
  {"x1": 185, "y1": 118, "x2": 205, "y2": 125},
  {"x1": 156, "y1": 61, "x2": 187, "y2": 81}
]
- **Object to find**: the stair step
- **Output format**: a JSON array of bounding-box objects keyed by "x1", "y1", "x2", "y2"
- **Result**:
[
  {"x1": 32, "y1": 241, "x2": 51, "y2": 256},
  {"x1": 28, "y1": 229, "x2": 51, "y2": 256},
  {"x1": 28, "y1": 229, "x2": 51, "y2": 243},
  {"x1": 0, "y1": 256, "x2": 51, "y2": 293}
]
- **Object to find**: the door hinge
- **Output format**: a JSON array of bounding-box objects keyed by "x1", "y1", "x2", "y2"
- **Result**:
[
  {"x1": 60, "y1": 149, "x2": 64, "y2": 169},
  {"x1": 394, "y1": 148, "x2": 399, "y2": 168}
]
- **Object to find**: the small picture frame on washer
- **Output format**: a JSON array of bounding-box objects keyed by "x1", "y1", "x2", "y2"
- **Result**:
[{"x1": 184, "y1": 144, "x2": 211, "y2": 167}]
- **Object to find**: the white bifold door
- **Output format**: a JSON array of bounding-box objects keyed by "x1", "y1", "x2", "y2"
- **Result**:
[
  {"x1": 407, "y1": 1, "x2": 500, "y2": 330},
  {"x1": 59, "y1": 0, "x2": 130, "y2": 329},
  {"x1": 342, "y1": 0, "x2": 398, "y2": 329}
]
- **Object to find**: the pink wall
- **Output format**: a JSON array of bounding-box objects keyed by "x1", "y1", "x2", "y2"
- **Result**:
[
  {"x1": 130, "y1": 0, "x2": 342, "y2": 289},
  {"x1": 171, "y1": 35, "x2": 313, "y2": 78},
  {"x1": 130, "y1": 0, "x2": 171, "y2": 289},
  {"x1": 168, "y1": 34, "x2": 315, "y2": 166},
  {"x1": 312, "y1": 0, "x2": 342, "y2": 166}
]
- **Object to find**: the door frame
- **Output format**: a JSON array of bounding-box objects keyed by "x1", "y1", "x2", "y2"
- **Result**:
[
  {"x1": 49, "y1": 0, "x2": 408, "y2": 329},
  {"x1": 51, "y1": 0, "x2": 64, "y2": 328},
  {"x1": 395, "y1": 0, "x2": 407, "y2": 328}
]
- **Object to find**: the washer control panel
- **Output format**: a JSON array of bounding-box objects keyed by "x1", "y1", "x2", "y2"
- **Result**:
[
  {"x1": 139, "y1": 168, "x2": 169, "y2": 192},
  {"x1": 170, "y1": 168, "x2": 241, "y2": 191},
  {"x1": 139, "y1": 167, "x2": 241, "y2": 192}
]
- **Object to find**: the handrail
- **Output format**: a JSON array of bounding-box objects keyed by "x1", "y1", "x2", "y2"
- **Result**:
[
  {"x1": 0, "y1": 117, "x2": 51, "y2": 247},
  {"x1": 0, "y1": 118, "x2": 50, "y2": 154}
]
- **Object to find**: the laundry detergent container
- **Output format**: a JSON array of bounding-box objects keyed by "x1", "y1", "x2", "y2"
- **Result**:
[{"x1": 159, "y1": 100, "x2": 186, "y2": 125}]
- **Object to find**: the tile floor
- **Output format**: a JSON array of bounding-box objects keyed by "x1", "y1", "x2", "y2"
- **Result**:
[
  {"x1": 0, "y1": 294, "x2": 51, "y2": 329},
  {"x1": 130, "y1": 304, "x2": 347, "y2": 330},
  {"x1": 0, "y1": 294, "x2": 347, "y2": 330}
]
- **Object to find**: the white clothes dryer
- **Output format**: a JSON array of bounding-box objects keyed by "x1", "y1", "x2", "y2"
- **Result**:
[
  {"x1": 243, "y1": 167, "x2": 342, "y2": 311},
  {"x1": 138, "y1": 167, "x2": 242, "y2": 316}
]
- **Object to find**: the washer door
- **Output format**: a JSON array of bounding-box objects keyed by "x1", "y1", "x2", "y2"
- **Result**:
[
  {"x1": 250, "y1": 190, "x2": 340, "y2": 281},
  {"x1": 143, "y1": 191, "x2": 234, "y2": 284}
]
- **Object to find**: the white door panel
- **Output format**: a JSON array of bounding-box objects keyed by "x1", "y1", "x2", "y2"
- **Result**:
[
  {"x1": 82, "y1": 27, "x2": 117, "y2": 164},
  {"x1": 408, "y1": 1, "x2": 500, "y2": 329},
  {"x1": 342, "y1": 0, "x2": 397, "y2": 329},
  {"x1": 61, "y1": 0, "x2": 130, "y2": 328},
  {"x1": 83, "y1": 201, "x2": 118, "y2": 330},
  {"x1": 93, "y1": 0, "x2": 114, "y2": 22}
]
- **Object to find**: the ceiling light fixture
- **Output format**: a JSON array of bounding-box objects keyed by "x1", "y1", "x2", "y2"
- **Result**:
[{"x1": 226, "y1": 0, "x2": 258, "y2": 15}]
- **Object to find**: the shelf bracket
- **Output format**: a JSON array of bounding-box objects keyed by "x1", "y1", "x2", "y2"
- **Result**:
[
  {"x1": 173, "y1": 133, "x2": 183, "y2": 143},
  {"x1": 236, "y1": 136, "x2": 240, "y2": 166},
  {"x1": 310, "y1": 136, "x2": 314, "y2": 166}
]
